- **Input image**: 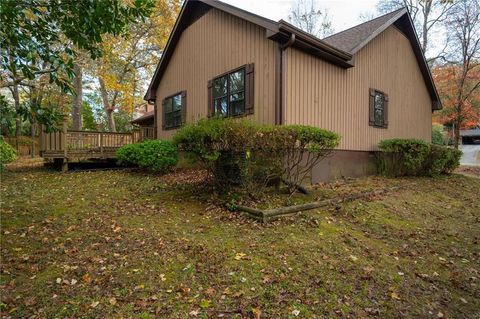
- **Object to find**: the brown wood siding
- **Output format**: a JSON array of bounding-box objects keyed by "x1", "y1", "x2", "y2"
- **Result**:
[
  {"x1": 283, "y1": 26, "x2": 432, "y2": 151},
  {"x1": 155, "y1": 8, "x2": 277, "y2": 139}
]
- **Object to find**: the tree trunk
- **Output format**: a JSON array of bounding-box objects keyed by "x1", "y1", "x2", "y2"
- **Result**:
[
  {"x1": 98, "y1": 76, "x2": 116, "y2": 132},
  {"x1": 12, "y1": 80, "x2": 22, "y2": 137},
  {"x1": 72, "y1": 63, "x2": 83, "y2": 130},
  {"x1": 30, "y1": 121, "x2": 36, "y2": 158},
  {"x1": 453, "y1": 120, "x2": 460, "y2": 149}
]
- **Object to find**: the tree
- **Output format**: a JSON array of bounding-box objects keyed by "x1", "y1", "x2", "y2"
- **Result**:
[
  {"x1": 288, "y1": 0, "x2": 334, "y2": 38},
  {"x1": 376, "y1": 0, "x2": 453, "y2": 61},
  {"x1": 0, "y1": 95, "x2": 15, "y2": 136},
  {"x1": 0, "y1": 0, "x2": 154, "y2": 132},
  {"x1": 72, "y1": 62, "x2": 83, "y2": 130},
  {"x1": 433, "y1": 0, "x2": 480, "y2": 148},
  {"x1": 95, "y1": 0, "x2": 180, "y2": 132},
  {"x1": 82, "y1": 102, "x2": 98, "y2": 131}
]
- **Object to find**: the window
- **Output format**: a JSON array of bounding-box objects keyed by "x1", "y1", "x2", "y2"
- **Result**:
[
  {"x1": 208, "y1": 64, "x2": 254, "y2": 117},
  {"x1": 369, "y1": 88, "x2": 389, "y2": 128},
  {"x1": 162, "y1": 91, "x2": 186, "y2": 130}
]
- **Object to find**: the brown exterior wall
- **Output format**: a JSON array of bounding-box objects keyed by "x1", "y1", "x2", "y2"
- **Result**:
[
  {"x1": 283, "y1": 26, "x2": 433, "y2": 151},
  {"x1": 311, "y1": 151, "x2": 377, "y2": 183},
  {"x1": 155, "y1": 8, "x2": 277, "y2": 139}
]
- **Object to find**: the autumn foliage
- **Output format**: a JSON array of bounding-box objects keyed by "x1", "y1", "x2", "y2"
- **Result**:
[{"x1": 432, "y1": 63, "x2": 480, "y2": 130}]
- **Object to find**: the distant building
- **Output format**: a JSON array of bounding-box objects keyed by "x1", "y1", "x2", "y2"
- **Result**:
[{"x1": 460, "y1": 127, "x2": 480, "y2": 145}]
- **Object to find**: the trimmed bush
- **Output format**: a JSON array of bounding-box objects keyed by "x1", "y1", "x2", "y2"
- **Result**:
[
  {"x1": 116, "y1": 140, "x2": 178, "y2": 173},
  {"x1": 173, "y1": 118, "x2": 340, "y2": 192},
  {"x1": 377, "y1": 138, "x2": 462, "y2": 177},
  {"x1": 425, "y1": 145, "x2": 462, "y2": 175},
  {"x1": 0, "y1": 138, "x2": 17, "y2": 169}
]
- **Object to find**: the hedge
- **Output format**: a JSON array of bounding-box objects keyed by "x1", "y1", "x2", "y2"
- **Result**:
[
  {"x1": 377, "y1": 138, "x2": 462, "y2": 177},
  {"x1": 173, "y1": 118, "x2": 340, "y2": 192}
]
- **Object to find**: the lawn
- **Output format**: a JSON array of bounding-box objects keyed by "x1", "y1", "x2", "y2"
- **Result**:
[{"x1": 1, "y1": 165, "x2": 479, "y2": 318}]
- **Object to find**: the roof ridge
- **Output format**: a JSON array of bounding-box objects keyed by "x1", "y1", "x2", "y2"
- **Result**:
[{"x1": 323, "y1": 7, "x2": 406, "y2": 41}]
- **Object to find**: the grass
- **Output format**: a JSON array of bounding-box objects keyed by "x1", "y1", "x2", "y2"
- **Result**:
[{"x1": 1, "y1": 165, "x2": 479, "y2": 318}]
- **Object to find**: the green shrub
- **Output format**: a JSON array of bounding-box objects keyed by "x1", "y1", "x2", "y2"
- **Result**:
[
  {"x1": 173, "y1": 118, "x2": 340, "y2": 192},
  {"x1": 377, "y1": 138, "x2": 462, "y2": 177},
  {"x1": 423, "y1": 145, "x2": 461, "y2": 176},
  {"x1": 0, "y1": 138, "x2": 17, "y2": 168},
  {"x1": 116, "y1": 143, "x2": 139, "y2": 166},
  {"x1": 378, "y1": 138, "x2": 430, "y2": 176},
  {"x1": 117, "y1": 140, "x2": 178, "y2": 173}
]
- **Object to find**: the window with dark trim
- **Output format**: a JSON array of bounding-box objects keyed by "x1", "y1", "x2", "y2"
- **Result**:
[
  {"x1": 162, "y1": 91, "x2": 186, "y2": 130},
  {"x1": 208, "y1": 64, "x2": 254, "y2": 117},
  {"x1": 369, "y1": 88, "x2": 389, "y2": 128}
]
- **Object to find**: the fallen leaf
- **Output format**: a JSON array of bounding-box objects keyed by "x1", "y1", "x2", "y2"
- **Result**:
[
  {"x1": 189, "y1": 309, "x2": 200, "y2": 317},
  {"x1": 82, "y1": 273, "x2": 92, "y2": 284},
  {"x1": 204, "y1": 287, "x2": 215, "y2": 296},
  {"x1": 24, "y1": 297, "x2": 36, "y2": 306},
  {"x1": 235, "y1": 252, "x2": 247, "y2": 260},
  {"x1": 109, "y1": 297, "x2": 117, "y2": 305},
  {"x1": 90, "y1": 301, "x2": 99, "y2": 308},
  {"x1": 390, "y1": 292, "x2": 401, "y2": 300},
  {"x1": 252, "y1": 307, "x2": 262, "y2": 319},
  {"x1": 199, "y1": 299, "x2": 211, "y2": 309}
]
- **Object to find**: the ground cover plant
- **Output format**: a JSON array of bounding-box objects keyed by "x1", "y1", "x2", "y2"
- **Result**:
[{"x1": 1, "y1": 164, "x2": 479, "y2": 318}]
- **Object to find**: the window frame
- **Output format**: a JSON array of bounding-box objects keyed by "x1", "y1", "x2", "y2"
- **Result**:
[
  {"x1": 162, "y1": 91, "x2": 186, "y2": 130},
  {"x1": 369, "y1": 88, "x2": 389, "y2": 129},
  {"x1": 211, "y1": 66, "x2": 246, "y2": 118}
]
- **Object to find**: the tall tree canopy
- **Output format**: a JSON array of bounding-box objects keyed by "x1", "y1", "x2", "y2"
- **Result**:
[
  {"x1": 95, "y1": 0, "x2": 180, "y2": 132},
  {"x1": 435, "y1": 0, "x2": 480, "y2": 147},
  {"x1": 288, "y1": 0, "x2": 334, "y2": 38},
  {"x1": 0, "y1": 0, "x2": 153, "y2": 90},
  {"x1": 0, "y1": 0, "x2": 154, "y2": 134}
]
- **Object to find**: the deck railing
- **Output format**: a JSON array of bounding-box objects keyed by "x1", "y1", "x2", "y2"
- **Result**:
[{"x1": 40, "y1": 126, "x2": 147, "y2": 159}]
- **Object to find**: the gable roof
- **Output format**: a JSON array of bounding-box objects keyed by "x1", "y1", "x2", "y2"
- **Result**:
[
  {"x1": 145, "y1": 0, "x2": 441, "y2": 110},
  {"x1": 323, "y1": 8, "x2": 406, "y2": 53}
]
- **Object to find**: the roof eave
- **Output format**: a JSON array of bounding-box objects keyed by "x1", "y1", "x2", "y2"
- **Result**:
[
  {"x1": 395, "y1": 13, "x2": 442, "y2": 110},
  {"x1": 266, "y1": 21, "x2": 354, "y2": 68}
]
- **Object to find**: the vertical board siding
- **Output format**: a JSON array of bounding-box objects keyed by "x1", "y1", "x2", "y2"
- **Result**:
[
  {"x1": 283, "y1": 26, "x2": 432, "y2": 151},
  {"x1": 156, "y1": 9, "x2": 277, "y2": 139}
]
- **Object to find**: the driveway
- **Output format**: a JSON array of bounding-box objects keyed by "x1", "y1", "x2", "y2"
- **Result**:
[{"x1": 460, "y1": 145, "x2": 480, "y2": 166}]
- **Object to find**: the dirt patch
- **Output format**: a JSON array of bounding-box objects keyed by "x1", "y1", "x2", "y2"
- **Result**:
[{"x1": 456, "y1": 165, "x2": 480, "y2": 176}]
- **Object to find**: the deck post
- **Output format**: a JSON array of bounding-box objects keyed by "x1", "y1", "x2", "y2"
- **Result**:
[
  {"x1": 61, "y1": 159, "x2": 68, "y2": 172},
  {"x1": 100, "y1": 131, "x2": 104, "y2": 158},
  {"x1": 39, "y1": 125, "x2": 45, "y2": 156}
]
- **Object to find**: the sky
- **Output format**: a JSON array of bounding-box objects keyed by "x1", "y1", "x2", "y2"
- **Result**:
[{"x1": 221, "y1": 0, "x2": 380, "y2": 35}]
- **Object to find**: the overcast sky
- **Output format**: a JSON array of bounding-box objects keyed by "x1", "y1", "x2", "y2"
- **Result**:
[{"x1": 221, "y1": 0, "x2": 379, "y2": 35}]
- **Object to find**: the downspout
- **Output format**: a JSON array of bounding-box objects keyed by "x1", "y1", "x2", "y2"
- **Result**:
[{"x1": 275, "y1": 34, "x2": 295, "y2": 125}]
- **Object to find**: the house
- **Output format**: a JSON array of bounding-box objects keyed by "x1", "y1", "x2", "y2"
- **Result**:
[
  {"x1": 143, "y1": 0, "x2": 441, "y2": 182},
  {"x1": 131, "y1": 110, "x2": 155, "y2": 140}
]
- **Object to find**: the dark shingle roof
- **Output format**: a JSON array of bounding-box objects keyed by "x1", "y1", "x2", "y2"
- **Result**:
[
  {"x1": 131, "y1": 110, "x2": 154, "y2": 124},
  {"x1": 323, "y1": 8, "x2": 406, "y2": 53}
]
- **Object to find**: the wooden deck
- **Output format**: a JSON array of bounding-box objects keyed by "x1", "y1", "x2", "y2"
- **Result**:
[{"x1": 40, "y1": 126, "x2": 153, "y2": 170}]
